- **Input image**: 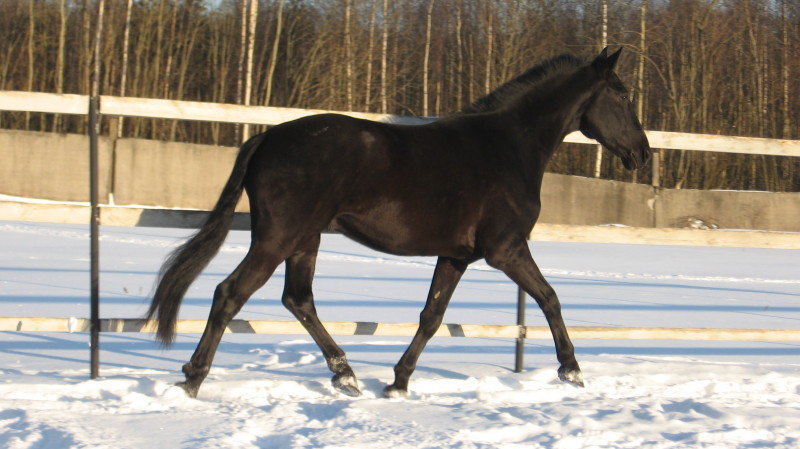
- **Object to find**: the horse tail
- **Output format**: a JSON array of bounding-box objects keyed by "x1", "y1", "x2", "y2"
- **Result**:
[{"x1": 146, "y1": 133, "x2": 267, "y2": 345}]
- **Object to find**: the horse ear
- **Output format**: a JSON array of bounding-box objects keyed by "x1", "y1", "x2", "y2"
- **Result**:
[
  {"x1": 592, "y1": 47, "x2": 621, "y2": 77},
  {"x1": 607, "y1": 47, "x2": 622, "y2": 70}
]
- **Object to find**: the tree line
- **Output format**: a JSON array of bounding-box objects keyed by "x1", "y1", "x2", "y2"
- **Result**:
[{"x1": 1, "y1": 0, "x2": 798, "y2": 191}]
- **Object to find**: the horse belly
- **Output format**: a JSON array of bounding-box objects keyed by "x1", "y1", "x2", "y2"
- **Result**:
[{"x1": 331, "y1": 207, "x2": 475, "y2": 258}]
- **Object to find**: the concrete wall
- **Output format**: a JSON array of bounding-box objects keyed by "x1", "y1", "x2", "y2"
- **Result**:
[
  {"x1": 655, "y1": 188, "x2": 800, "y2": 231},
  {"x1": 113, "y1": 138, "x2": 249, "y2": 211},
  {"x1": 0, "y1": 130, "x2": 113, "y2": 202},
  {"x1": 2, "y1": 130, "x2": 799, "y2": 231},
  {"x1": 540, "y1": 174, "x2": 656, "y2": 227}
]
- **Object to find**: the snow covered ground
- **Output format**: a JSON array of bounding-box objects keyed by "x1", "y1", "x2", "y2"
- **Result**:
[{"x1": 1, "y1": 220, "x2": 799, "y2": 448}]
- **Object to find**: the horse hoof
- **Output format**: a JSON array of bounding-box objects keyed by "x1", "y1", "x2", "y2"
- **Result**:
[
  {"x1": 383, "y1": 385, "x2": 408, "y2": 399},
  {"x1": 558, "y1": 367, "x2": 585, "y2": 388},
  {"x1": 176, "y1": 381, "x2": 200, "y2": 398},
  {"x1": 332, "y1": 374, "x2": 361, "y2": 397}
]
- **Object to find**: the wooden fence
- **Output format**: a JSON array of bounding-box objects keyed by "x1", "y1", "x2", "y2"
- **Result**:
[{"x1": 1, "y1": 90, "x2": 798, "y2": 376}]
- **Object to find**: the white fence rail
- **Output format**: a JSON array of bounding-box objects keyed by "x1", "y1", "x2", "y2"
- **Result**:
[
  {"x1": 3, "y1": 91, "x2": 800, "y2": 157},
  {"x1": 4, "y1": 317, "x2": 800, "y2": 342}
]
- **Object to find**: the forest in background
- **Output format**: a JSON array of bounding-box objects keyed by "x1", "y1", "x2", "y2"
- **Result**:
[{"x1": 1, "y1": 0, "x2": 798, "y2": 191}]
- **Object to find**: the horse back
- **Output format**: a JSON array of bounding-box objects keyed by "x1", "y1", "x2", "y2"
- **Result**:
[{"x1": 244, "y1": 113, "x2": 537, "y2": 256}]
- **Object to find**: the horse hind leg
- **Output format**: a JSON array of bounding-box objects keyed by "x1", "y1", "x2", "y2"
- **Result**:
[
  {"x1": 178, "y1": 244, "x2": 283, "y2": 398},
  {"x1": 384, "y1": 256, "x2": 468, "y2": 398},
  {"x1": 282, "y1": 238, "x2": 361, "y2": 397}
]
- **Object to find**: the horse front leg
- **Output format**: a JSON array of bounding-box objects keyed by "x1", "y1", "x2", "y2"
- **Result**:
[
  {"x1": 485, "y1": 237, "x2": 583, "y2": 387},
  {"x1": 384, "y1": 257, "x2": 468, "y2": 398}
]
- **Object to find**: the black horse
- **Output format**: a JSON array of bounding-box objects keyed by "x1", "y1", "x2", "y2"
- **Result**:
[{"x1": 147, "y1": 48, "x2": 650, "y2": 398}]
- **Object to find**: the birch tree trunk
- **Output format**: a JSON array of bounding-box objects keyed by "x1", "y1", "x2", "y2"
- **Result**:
[
  {"x1": 91, "y1": 0, "x2": 105, "y2": 98},
  {"x1": 242, "y1": 0, "x2": 259, "y2": 140},
  {"x1": 53, "y1": 0, "x2": 67, "y2": 132},
  {"x1": 83, "y1": 0, "x2": 91, "y2": 97},
  {"x1": 636, "y1": 0, "x2": 647, "y2": 184},
  {"x1": 637, "y1": 0, "x2": 646, "y2": 122},
  {"x1": 364, "y1": 0, "x2": 376, "y2": 110},
  {"x1": 594, "y1": 0, "x2": 608, "y2": 178},
  {"x1": 380, "y1": 0, "x2": 389, "y2": 113},
  {"x1": 235, "y1": 0, "x2": 247, "y2": 144},
  {"x1": 422, "y1": 0, "x2": 435, "y2": 116},
  {"x1": 117, "y1": 0, "x2": 133, "y2": 138},
  {"x1": 26, "y1": 0, "x2": 34, "y2": 130},
  {"x1": 781, "y1": 0, "x2": 791, "y2": 138},
  {"x1": 344, "y1": 0, "x2": 353, "y2": 111},
  {"x1": 484, "y1": 1, "x2": 493, "y2": 96},
  {"x1": 455, "y1": 0, "x2": 463, "y2": 110}
]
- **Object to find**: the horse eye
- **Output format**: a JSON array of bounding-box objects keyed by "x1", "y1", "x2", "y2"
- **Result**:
[{"x1": 621, "y1": 94, "x2": 629, "y2": 102}]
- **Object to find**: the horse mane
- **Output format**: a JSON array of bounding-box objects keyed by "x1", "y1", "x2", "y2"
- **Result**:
[{"x1": 461, "y1": 54, "x2": 587, "y2": 114}]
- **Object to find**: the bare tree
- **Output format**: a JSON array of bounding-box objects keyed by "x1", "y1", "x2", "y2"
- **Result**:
[
  {"x1": 242, "y1": 0, "x2": 259, "y2": 140},
  {"x1": 344, "y1": 0, "x2": 354, "y2": 111},
  {"x1": 781, "y1": 0, "x2": 791, "y2": 138},
  {"x1": 422, "y1": 0, "x2": 435, "y2": 116},
  {"x1": 26, "y1": 0, "x2": 35, "y2": 129},
  {"x1": 91, "y1": 0, "x2": 105, "y2": 99},
  {"x1": 53, "y1": 0, "x2": 67, "y2": 132},
  {"x1": 234, "y1": 0, "x2": 247, "y2": 143},
  {"x1": 594, "y1": 0, "x2": 608, "y2": 178},
  {"x1": 380, "y1": 0, "x2": 389, "y2": 113},
  {"x1": 264, "y1": 0, "x2": 286, "y2": 106},
  {"x1": 117, "y1": 0, "x2": 133, "y2": 138},
  {"x1": 455, "y1": 0, "x2": 464, "y2": 110},
  {"x1": 364, "y1": 0, "x2": 377, "y2": 110},
  {"x1": 484, "y1": 1, "x2": 493, "y2": 96}
]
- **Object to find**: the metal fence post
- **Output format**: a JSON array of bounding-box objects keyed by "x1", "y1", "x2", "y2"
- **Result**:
[
  {"x1": 89, "y1": 95, "x2": 100, "y2": 380},
  {"x1": 89, "y1": 0, "x2": 105, "y2": 380},
  {"x1": 514, "y1": 286, "x2": 526, "y2": 373}
]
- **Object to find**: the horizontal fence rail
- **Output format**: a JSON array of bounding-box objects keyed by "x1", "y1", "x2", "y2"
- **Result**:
[
  {"x1": 0, "y1": 91, "x2": 89, "y2": 115},
  {"x1": 3, "y1": 317, "x2": 800, "y2": 342},
  {"x1": 3, "y1": 91, "x2": 800, "y2": 157},
  {"x1": 530, "y1": 223, "x2": 800, "y2": 249}
]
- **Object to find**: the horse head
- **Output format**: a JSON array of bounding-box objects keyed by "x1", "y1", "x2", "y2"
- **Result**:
[{"x1": 580, "y1": 48, "x2": 651, "y2": 170}]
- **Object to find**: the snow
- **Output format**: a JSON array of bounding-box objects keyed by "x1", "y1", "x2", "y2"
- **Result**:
[{"x1": 1, "y1": 220, "x2": 799, "y2": 448}]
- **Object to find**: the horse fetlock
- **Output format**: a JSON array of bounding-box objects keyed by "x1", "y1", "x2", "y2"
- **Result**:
[
  {"x1": 383, "y1": 384, "x2": 409, "y2": 399},
  {"x1": 558, "y1": 364, "x2": 585, "y2": 388},
  {"x1": 182, "y1": 362, "x2": 210, "y2": 380}
]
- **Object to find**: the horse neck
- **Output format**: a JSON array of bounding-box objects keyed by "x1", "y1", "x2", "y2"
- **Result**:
[{"x1": 499, "y1": 74, "x2": 597, "y2": 175}]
